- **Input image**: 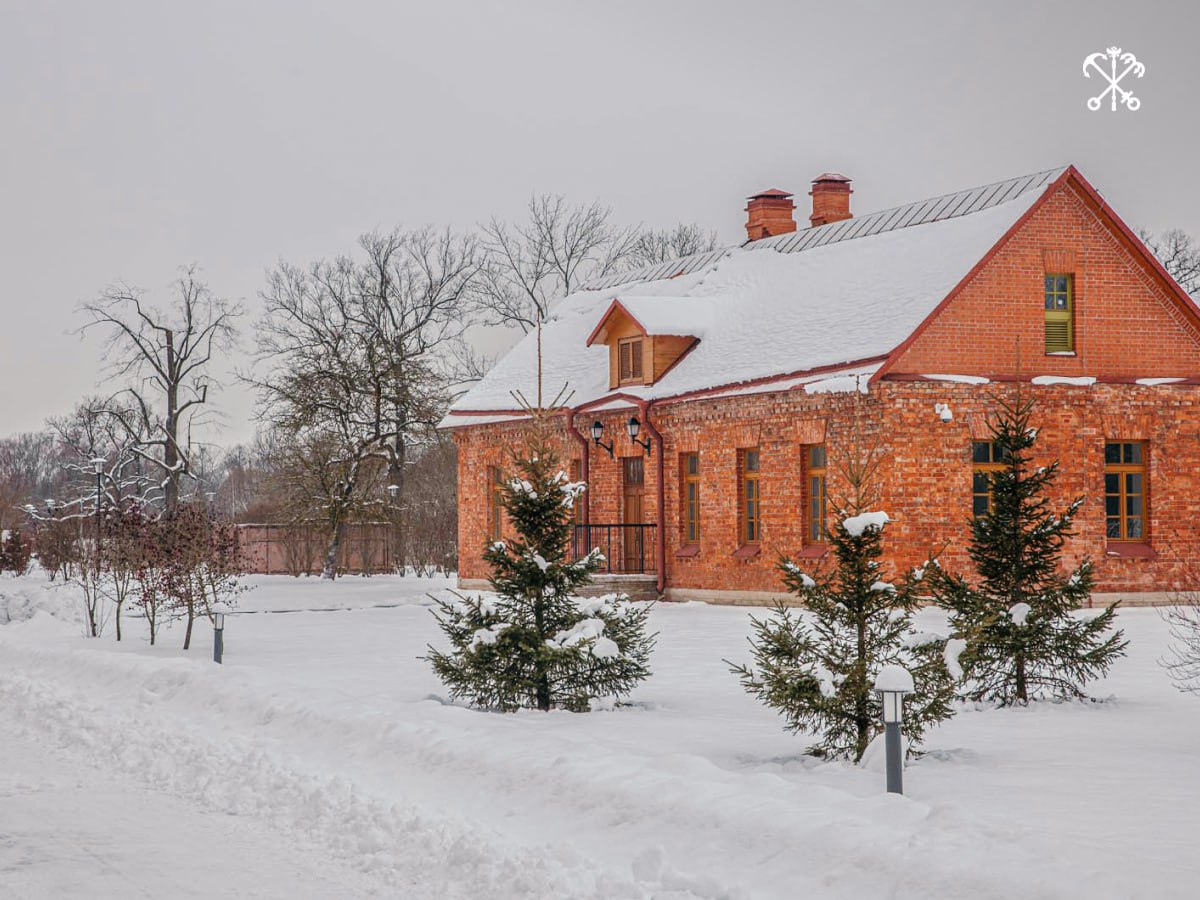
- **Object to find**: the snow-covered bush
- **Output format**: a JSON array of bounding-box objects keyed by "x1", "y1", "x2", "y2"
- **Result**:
[
  {"x1": 426, "y1": 440, "x2": 654, "y2": 712},
  {"x1": 731, "y1": 507, "x2": 956, "y2": 762},
  {"x1": 926, "y1": 393, "x2": 1126, "y2": 705}
]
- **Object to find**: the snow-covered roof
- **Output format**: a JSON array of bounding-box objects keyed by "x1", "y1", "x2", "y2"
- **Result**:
[
  {"x1": 446, "y1": 167, "x2": 1065, "y2": 423},
  {"x1": 584, "y1": 166, "x2": 1064, "y2": 291}
]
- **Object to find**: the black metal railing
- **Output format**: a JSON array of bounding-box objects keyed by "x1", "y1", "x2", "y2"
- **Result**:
[{"x1": 572, "y1": 524, "x2": 658, "y2": 575}]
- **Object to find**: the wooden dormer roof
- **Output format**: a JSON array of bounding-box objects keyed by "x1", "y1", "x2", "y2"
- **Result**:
[{"x1": 585, "y1": 297, "x2": 714, "y2": 347}]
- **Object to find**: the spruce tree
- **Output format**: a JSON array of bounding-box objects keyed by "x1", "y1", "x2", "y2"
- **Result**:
[
  {"x1": 426, "y1": 432, "x2": 654, "y2": 712},
  {"x1": 2, "y1": 527, "x2": 33, "y2": 576},
  {"x1": 927, "y1": 392, "x2": 1127, "y2": 705},
  {"x1": 731, "y1": 446, "x2": 955, "y2": 762}
]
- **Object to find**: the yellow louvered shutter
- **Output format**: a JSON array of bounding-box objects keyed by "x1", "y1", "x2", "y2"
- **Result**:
[
  {"x1": 618, "y1": 337, "x2": 643, "y2": 384},
  {"x1": 1044, "y1": 274, "x2": 1074, "y2": 353}
]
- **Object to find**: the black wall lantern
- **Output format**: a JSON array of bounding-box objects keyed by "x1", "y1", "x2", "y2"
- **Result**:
[
  {"x1": 627, "y1": 416, "x2": 653, "y2": 455},
  {"x1": 591, "y1": 420, "x2": 614, "y2": 458},
  {"x1": 592, "y1": 416, "x2": 653, "y2": 457}
]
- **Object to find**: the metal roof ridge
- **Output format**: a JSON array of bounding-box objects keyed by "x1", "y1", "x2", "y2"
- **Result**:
[
  {"x1": 578, "y1": 165, "x2": 1067, "y2": 291},
  {"x1": 747, "y1": 164, "x2": 1067, "y2": 254}
]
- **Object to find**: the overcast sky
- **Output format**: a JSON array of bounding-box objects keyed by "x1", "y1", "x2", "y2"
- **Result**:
[{"x1": 2, "y1": 0, "x2": 1197, "y2": 446}]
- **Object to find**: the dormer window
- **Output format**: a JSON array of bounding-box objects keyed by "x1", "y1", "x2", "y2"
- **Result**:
[
  {"x1": 587, "y1": 298, "x2": 706, "y2": 391},
  {"x1": 618, "y1": 337, "x2": 644, "y2": 384}
]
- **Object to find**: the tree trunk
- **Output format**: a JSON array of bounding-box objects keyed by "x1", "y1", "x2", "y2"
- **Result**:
[
  {"x1": 85, "y1": 585, "x2": 98, "y2": 638},
  {"x1": 115, "y1": 601, "x2": 123, "y2": 641},
  {"x1": 182, "y1": 596, "x2": 195, "y2": 650},
  {"x1": 388, "y1": 446, "x2": 406, "y2": 575},
  {"x1": 322, "y1": 518, "x2": 346, "y2": 580},
  {"x1": 1015, "y1": 652, "x2": 1027, "y2": 703},
  {"x1": 164, "y1": 331, "x2": 180, "y2": 518},
  {"x1": 534, "y1": 591, "x2": 551, "y2": 711},
  {"x1": 855, "y1": 603, "x2": 869, "y2": 761}
]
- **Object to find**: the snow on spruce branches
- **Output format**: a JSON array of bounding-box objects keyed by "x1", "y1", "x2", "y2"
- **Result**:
[
  {"x1": 926, "y1": 392, "x2": 1127, "y2": 705},
  {"x1": 427, "y1": 434, "x2": 653, "y2": 712},
  {"x1": 731, "y1": 438, "x2": 955, "y2": 761}
]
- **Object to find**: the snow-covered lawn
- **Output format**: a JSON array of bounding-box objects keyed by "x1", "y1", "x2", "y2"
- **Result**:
[{"x1": 2, "y1": 573, "x2": 1197, "y2": 898}]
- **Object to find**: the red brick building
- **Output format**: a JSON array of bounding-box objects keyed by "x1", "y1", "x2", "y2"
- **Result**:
[{"x1": 444, "y1": 166, "x2": 1200, "y2": 605}]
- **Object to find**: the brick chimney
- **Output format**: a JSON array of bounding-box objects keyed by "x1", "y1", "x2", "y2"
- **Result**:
[
  {"x1": 809, "y1": 173, "x2": 853, "y2": 227},
  {"x1": 744, "y1": 189, "x2": 796, "y2": 241}
]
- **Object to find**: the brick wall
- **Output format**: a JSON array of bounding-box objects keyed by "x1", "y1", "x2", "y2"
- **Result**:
[
  {"x1": 455, "y1": 381, "x2": 1200, "y2": 599},
  {"x1": 890, "y1": 181, "x2": 1200, "y2": 378}
]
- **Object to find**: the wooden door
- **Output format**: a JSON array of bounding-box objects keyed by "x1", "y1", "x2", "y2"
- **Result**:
[{"x1": 622, "y1": 457, "x2": 645, "y2": 572}]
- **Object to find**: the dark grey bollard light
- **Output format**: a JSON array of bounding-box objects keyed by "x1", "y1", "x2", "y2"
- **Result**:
[
  {"x1": 213, "y1": 604, "x2": 228, "y2": 664},
  {"x1": 874, "y1": 664, "x2": 914, "y2": 795}
]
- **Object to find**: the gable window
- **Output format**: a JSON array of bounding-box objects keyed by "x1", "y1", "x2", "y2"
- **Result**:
[
  {"x1": 740, "y1": 449, "x2": 761, "y2": 544},
  {"x1": 972, "y1": 441, "x2": 1008, "y2": 516},
  {"x1": 682, "y1": 453, "x2": 701, "y2": 544},
  {"x1": 618, "y1": 337, "x2": 644, "y2": 384},
  {"x1": 487, "y1": 465, "x2": 504, "y2": 541},
  {"x1": 804, "y1": 444, "x2": 827, "y2": 543},
  {"x1": 1044, "y1": 274, "x2": 1074, "y2": 353},
  {"x1": 1105, "y1": 442, "x2": 1147, "y2": 541}
]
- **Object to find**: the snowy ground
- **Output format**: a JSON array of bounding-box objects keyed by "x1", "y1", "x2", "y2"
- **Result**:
[{"x1": 1, "y1": 572, "x2": 1198, "y2": 899}]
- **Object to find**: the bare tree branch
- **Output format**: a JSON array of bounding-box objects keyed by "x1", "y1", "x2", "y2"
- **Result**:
[
  {"x1": 248, "y1": 228, "x2": 478, "y2": 578},
  {"x1": 625, "y1": 223, "x2": 720, "y2": 269},
  {"x1": 477, "y1": 195, "x2": 639, "y2": 333},
  {"x1": 77, "y1": 265, "x2": 242, "y2": 515},
  {"x1": 1141, "y1": 228, "x2": 1200, "y2": 297}
]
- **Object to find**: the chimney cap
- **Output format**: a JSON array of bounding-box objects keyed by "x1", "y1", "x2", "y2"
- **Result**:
[
  {"x1": 812, "y1": 172, "x2": 852, "y2": 184},
  {"x1": 747, "y1": 188, "x2": 794, "y2": 200}
]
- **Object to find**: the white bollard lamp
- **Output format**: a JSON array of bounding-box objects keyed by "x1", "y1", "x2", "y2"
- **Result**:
[{"x1": 874, "y1": 664, "x2": 914, "y2": 795}]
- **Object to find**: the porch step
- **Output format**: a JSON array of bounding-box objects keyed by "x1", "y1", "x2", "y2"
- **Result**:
[{"x1": 577, "y1": 574, "x2": 660, "y2": 602}]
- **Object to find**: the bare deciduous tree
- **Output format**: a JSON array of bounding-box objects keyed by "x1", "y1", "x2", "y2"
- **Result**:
[
  {"x1": 404, "y1": 435, "x2": 457, "y2": 576},
  {"x1": 48, "y1": 396, "x2": 161, "y2": 512},
  {"x1": 0, "y1": 432, "x2": 60, "y2": 531},
  {"x1": 477, "y1": 195, "x2": 638, "y2": 332},
  {"x1": 251, "y1": 228, "x2": 478, "y2": 578},
  {"x1": 625, "y1": 223, "x2": 720, "y2": 269},
  {"x1": 1141, "y1": 228, "x2": 1200, "y2": 297},
  {"x1": 212, "y1": 435, "x2": 282, "y2": 523},
  {"x1": 79, "y1": 266, "x2": 242, "y2": 516}
]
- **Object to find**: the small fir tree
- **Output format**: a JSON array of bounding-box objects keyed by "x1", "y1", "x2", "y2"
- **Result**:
[
  {"x1": 731, "y1": 441, "x2": 956, "y2": 762},
  {"x1": 2, "y1": 527, "x2": 33, "y2": 576},
  {"x1": 926, "y1": 392, "x2": 1127, "y2": 704},
  {"x1": 426, "y1": 433, "x2": 654, "y2": 712}
]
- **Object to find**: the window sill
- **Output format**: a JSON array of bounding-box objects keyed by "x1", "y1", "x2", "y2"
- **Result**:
[
  {"x1": 731, "y1": 544, "x2": 761, "y2": 560},
  {"x1": 1105, "y1": 543, "x2": 1156, "y2": 559},
  {"x1": 675, "y1": 544, "x2": 701, "y2": 559},
  {"x1": 1046, "y1": 351, "x2": 1077, "y2": 357},
  {"x1": 796, "y1": 544, "x2": 828, "y2": 559}
]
